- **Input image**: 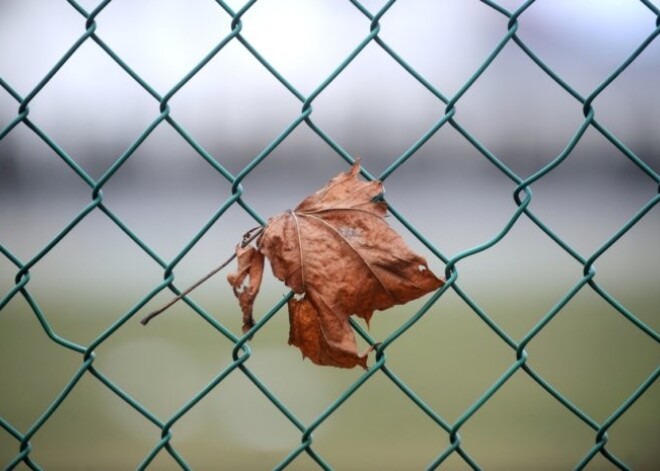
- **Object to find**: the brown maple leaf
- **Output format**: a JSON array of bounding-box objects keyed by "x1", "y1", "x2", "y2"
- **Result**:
[{"x1": 228, "y1": 161, "x2": 444, "y2": 368}]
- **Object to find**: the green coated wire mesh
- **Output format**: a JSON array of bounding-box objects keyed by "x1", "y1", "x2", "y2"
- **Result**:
[{"x1": 1, "y1": 0, "x2": 659, "y2": 469}]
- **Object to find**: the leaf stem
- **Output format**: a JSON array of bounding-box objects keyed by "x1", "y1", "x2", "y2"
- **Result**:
[{"x1": 140, "y1": 226, "x2": 264, "y2": 325}]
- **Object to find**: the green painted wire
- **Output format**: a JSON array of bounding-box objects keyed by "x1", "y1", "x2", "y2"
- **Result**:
[{"x1": 1, "y1": 0, "x2": 658, "y2": 469}]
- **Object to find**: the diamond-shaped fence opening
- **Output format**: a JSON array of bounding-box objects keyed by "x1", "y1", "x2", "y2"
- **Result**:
[{"x1": 1, "y1": 1, "x2": 658, "y2": 470}]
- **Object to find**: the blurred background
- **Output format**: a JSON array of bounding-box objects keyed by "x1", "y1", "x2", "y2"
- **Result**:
[{"x1": 1, "y1": 0, "x2": 658, "y2": 469}]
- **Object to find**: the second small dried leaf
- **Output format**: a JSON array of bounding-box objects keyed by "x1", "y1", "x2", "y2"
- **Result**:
[{"x1": 226, "y1": 244, "x2": 264, "y2": 334}]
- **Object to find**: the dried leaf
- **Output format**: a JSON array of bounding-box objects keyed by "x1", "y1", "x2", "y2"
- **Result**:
[
  {"x1": 226, "y1": 244, "x2": 264, "y2": 333},
  {"x1": 228, "y1": 161, "x2": 444, "y2": 368}
]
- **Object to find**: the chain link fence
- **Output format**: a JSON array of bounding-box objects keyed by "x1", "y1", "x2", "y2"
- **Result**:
[{"x1": 1, "y1": 0, "x2": 659, "y2": 469}]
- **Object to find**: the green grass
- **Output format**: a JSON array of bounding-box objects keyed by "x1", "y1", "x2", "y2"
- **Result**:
[{"x1": 0, "y1": 288, "x2": 658, "y2": 470}]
